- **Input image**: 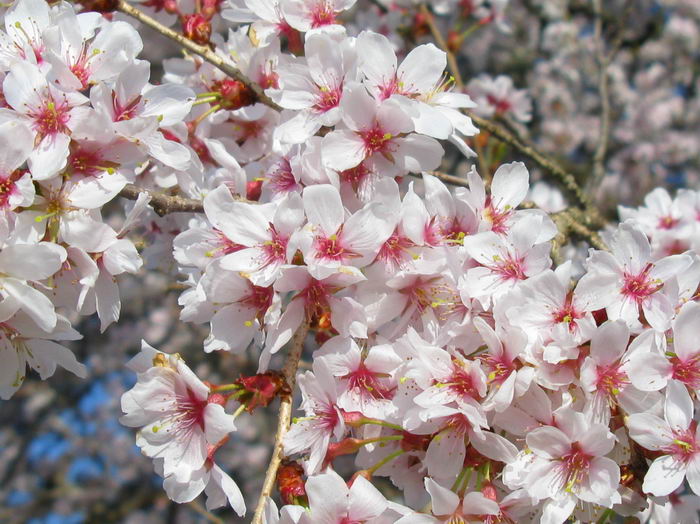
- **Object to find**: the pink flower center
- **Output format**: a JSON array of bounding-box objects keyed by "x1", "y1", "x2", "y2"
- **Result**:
[
  {"x1": 551, "y1": 298, "x2": 583, "y2": 333},
  {"x1": 233, "y1": 119, "x2": 263, "y2": 141},
  {"x1": 207, "y1": 229, "x2": 245, "y2": 258},
  {"x1": 559, "y1": 444, "x2": 591, "y2": 492},
  {"x1": 360, "y1": 124, "x2": 394, "y2": 156},
  {"x1": 376, "y1": 230, "x2": 415, "y2": 270},
  {"x1": 112, "y1": 92, "x2": 142, "y2": 122},
  {"x1": 241, "y1": 284, "x2": 274, "y2": 320},
  {"x1": 314, "y1": 84, "x2": 342, "y2": 113},
  {"x1": 620, "y1": 265, "x2": 661, "y2": 304},
  {"x1": 595, "y1": 364, "x2": 629, "y2": 397},
  {"x1": 267, "y1": 157, "x2": 299, "y2": 194},
  {"x1": 483, "y1": 196, "x2": 513, "y2": 235},
  {"x1": 442, "y1": 362, "x2": 481, "y2": 400},
  {"x1": 344, "y1": 363, "x2": 394, "y2": 401},
  {"x1": 481, "y1": 354, "x2": 515, "y2": 385},
  {"x1": 492, "y1": 254, "x2": 526, "y2": 281},
  {"x1": 67, "y1": 145, "x2": 119, "y2": 178},
  {"x1": 260, "y1": 224, "x2": 289, "y2": 265},
  {"x1": 378, "y1": 76, "x2": 400, "y2": 101},
  {"x1": 0, "y1": 174, "x2": 19, "y2": 209},
  {"x1": 486, "y1": 94, "x2": 511, "y2": 114},
  {"x1": 314, "y1": 228, "x2": 358, "y2": 262},
  {"x1": 175, "y1": 388, "x2": 208, "y2": 431},
  {"x1": 310, "y1": 1, "x2": 336, "y2": 27},
  {"x1": 658, "y1": 215, "x2": 679, "y2": 230},
  {"x1": 32, "y1": 99, "x2": 70, "y2": 138},
  {"x1": 663, "y1": 423, "x2": 698, "y2": 463},
  {"x1": 297, "y1": 280, "x2": 333, "y2": 322},
  {"x1": 671, "y1": 355, "x2": 700, "y2": 390}
]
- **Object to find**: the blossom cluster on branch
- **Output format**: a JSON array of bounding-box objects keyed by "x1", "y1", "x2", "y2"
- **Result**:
[{"x1": 2, "y1": 0, "x2": 700, "y2": 523}]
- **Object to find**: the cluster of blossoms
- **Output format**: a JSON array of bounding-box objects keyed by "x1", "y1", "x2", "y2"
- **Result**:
[{"x1": 2, "y1": 0, "x2": 700, "y2": 522}]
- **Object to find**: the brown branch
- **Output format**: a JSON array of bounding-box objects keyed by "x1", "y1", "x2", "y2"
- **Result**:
[
  {"x1": 119, "y1": 183, "x2": 204, "y2": 216},
  {"x1": 116, "y1": 0, "x2": 282, "y2": 111},
  {"x1": 587, "y1": 0, "x2": 611, "y2": 194},
  {"x1": 553, "y1": 207, "x2": 608, "y2": 251},
  {"x1": 425, "y1": 170, "x2": 470, "y2": 188},
  {"x1": 251, "y1": 321, "x2": 310, "y2": 524}
]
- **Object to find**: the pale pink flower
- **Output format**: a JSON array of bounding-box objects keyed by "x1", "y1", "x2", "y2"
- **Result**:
[
  {"x1": 322, "y1": 83, "x2": 443, "y2": 177},
  {"x1": 0, "y1": 311, "x2": 85, "y2": 399},
  {"x1": 282, "y1": 0, "x2": 357, "y2": 34},
  {"x1": 576, "y1": 221, "x2": 693, "y2": 331},
  {"x1": 509, "y1": 262, "x2": 597, "y2": 349},
  {"x1": 524, "y1": 409, "x2": 621, "y2": 516},
  {"x1": 298, "y1": 183, "x2": 394, "y2": 279},
  {"x1": 299, "y1": 469, "x2": 390, "y2": 524},
  {"x1": 466, "y1": 74, "x2": 532, "y2": 123},
  {"x1": 316, "y1": 336, "x2": 400, "y2": 419},
  {"x1": 627, "y1": 380, "x2": 700, "y2": 497},
  {"x1": 120, "y1": 342, "x2": 235, "y2": 481},
  {"x1": 271, "y1": 32, "x2": 357, "y2": 143},
  {"x1": 579, "y1": 320, "x2": 660, "y2": 424},
  {"x1": 204, "y1": 184, "x2": 304, "y2": 286},
  {"x1": 461, "y1": 213, "x2": 552, "y2": 308},
  {"x1": 284, "y1": 358, "x2": 345, "y2": 474},
  {"x1": 395, "y1": 479, "x2": 500, "y2": 524},
  {"x1": 3, "y1": 60, "x2": 89, "y2": 179}
]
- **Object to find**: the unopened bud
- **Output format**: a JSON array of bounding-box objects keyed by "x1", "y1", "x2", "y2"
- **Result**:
[
  {"x1": 246, "y1": 179, "x2": 263, "y2": 201},
  {"x1": 183, "y1": 14, "x2": 212, "y2": 46},
  {"x1": 277, "y1": 461, "x2": 307, "y2": 505}
]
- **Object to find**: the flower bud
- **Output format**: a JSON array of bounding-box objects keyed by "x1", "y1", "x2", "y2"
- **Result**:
[
  {"x1": 277, "y1": 461, "x2": 307, "y2": 506},
  {"x1": 234, "y1": 372, "x2": 287, "y2": 413},
  {"x1": 246, "y1": 179, "x2": 263, "y2": 201},
  {"x1": 183, "y1": 14, "x2": 212, "y2": 46}
]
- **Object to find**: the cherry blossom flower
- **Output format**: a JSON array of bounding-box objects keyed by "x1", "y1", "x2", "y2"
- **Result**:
[
  {"x1": 284, "y1": 359, "x2": 345, "y2": 474},
  {"x1": 271, "y1": 32, "x2": 357, "y2": 144},
  {"x1": 466, "y1": 74, "x2": 532, "y2": 123},
  {"x1": 299, "y1": 468, "x2": 391, "y2": 524},
  {"x1": 203, "y1": 184, "x2": 304, "y2": 286},
  {"x1": 322, "y1": 83, "x2": 443, "y2": 177},
  {"x1": 299, "y1": 183, "x2": 395, "y2": 279},
  {"x1": 395, "y1": 479, "x2": 499, "y2": 523},
  {"x1": 522, "y1": 408, "x2": 621, "y2": 520},
  {"x1": 576, "y1": 221, "x2": 693, "y2": 331},
  {"x1": 120, "y1": 341, "x2": 236, "y2": 481},
  {"x1": 579, "y1": 320, "x2": 660, "y2": 424},
  {"x1": 0, "y1": 311, "x2": 85, "y2": 399},
  {"x1": 282, "y1": 0, "x2": 357, "y2": 34},
  {"x1": 356, "y1": 30, "x2": 479, "y2": 156},
  {"x1": 3, "y1": 60, "x2": 89, "y2": 179},
  {"x1": 461, "y1": 213, "x2": 552, "y2": 308},
  {"x1": 627, "y1": 380, "x2": 700, "y2": 497}
]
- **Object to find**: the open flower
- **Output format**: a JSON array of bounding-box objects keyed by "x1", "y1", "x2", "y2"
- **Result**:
[
  {"x1": 627, "y1": 380, "x2": 700, "y2": 497},
  {"x1": 120, "y1": 342, "x2": 235, "y2": 481}
]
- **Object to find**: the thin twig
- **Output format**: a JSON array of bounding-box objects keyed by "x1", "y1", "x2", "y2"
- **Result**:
[
  {"x1": 188, "y1": 500, "x2": 224, "y2": 524},
  {"x1": 251, "y1": 321, "x2": 310, "y2": 524},
  {"x1": 425, "y1": 170, "x2": 470, "y2": 188},
  {"x1": 119, "y1": 183, "x2": 205, "y2": 216},
  {"x1": 116, "y1": 0, "x2": 282, "y2": 111},
  {"x1": 587, "y1": 0, "x2": 611, "y2": 194}
]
